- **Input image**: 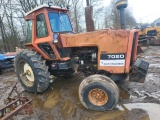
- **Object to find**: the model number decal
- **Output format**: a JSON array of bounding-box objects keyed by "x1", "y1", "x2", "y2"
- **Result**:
[
  {"x1": 107, "y1": 54, "x2": 125, "y2": 59},
  {"x1": 100, "y1": 53, "x2": 125, "y2": 66},
  {"x1": 100, "y1": 53, "x2": 125, "y2": 60}
]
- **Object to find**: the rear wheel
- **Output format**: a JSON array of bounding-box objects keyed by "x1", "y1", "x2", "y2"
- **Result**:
[
  {"x1": 14, "y1": 50, "x2": 50, "y2": 93},
  {"x1": 79, "y1": 74, "x2": 119, "y2": 111}
]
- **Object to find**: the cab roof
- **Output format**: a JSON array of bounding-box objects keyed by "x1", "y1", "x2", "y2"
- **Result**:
[{"x1": 25, "y1": 4, "x2": 69, "y2": 17}]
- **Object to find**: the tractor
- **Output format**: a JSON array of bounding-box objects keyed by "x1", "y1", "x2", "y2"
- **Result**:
[
  {"x1": 0, "y1": 52, "x2": 16, "y2": 74},
  {"x1": 14, "y1": 3, "x2": 149, "y2": 111}
]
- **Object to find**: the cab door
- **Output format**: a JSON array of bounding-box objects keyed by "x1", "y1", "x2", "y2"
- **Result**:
[{"x1": 33, "y1": 13, "x2": 60, "y2": 60}]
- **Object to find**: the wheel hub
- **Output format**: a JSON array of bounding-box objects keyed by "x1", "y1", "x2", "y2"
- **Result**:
[
  {"x1": 23, "y1": 63, "x2": 34, "y2": 82},
  {"x1": 88, "y1": 88, "x2": 108, "y2": 106}
]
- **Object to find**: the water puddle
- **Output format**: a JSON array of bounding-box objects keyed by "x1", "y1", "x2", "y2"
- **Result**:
[
  {"x1": 95, "y1": 103, "x2": 160, "y2": 120},
  {"x1": 120, "y1": 103, "x2": 160, "y2": 120},
  {"x1": 29, "y1": 81, "x2": 160, "y2": 120}
]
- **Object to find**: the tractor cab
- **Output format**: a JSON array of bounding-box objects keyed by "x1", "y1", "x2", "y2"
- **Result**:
[{"x1": 24, "y1": 4, "x2": 72, "y2": 61}]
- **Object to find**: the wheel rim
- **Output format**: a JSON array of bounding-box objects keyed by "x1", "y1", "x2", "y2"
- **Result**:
[
  {"x1": 88, "y1": 88, "x2": 108, "y2": 106},
  {"x1": 24, "y1": 63, "x2": 34, "y2": 82},
  {"x1": 18, "y1": 60, "x2": 35, "y2": 87}
]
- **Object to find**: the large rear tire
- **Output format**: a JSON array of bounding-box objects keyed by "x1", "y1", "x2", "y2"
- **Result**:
[
  {"x1": 79, "y1": 74, "x2": 119, "y2": 111},
  {"x1": 14, "y1": 50, "x2": 50, "y2": 93}
]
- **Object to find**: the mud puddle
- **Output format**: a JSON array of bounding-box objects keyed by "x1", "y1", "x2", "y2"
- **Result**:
[
  {"x1": 19, "y1": 80, "x2": 159, "y2": 120},
  {"x1": 119, "y1": 103, "x2": 160, "y2": 120},
  {"x1": 1, "y1": 75, "x2": 160, "y2": 120},
  {"x1": 96, "y1": 103, "x2": 160, "y2": 120}
]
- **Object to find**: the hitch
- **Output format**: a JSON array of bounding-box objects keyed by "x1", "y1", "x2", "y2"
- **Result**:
[{"x1": 129, "y1": 58, "x2": 149, "y2": 83}]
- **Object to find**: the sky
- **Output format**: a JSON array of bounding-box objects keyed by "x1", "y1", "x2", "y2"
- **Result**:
[
  {"x1": 102, "y1": 0, "x2": 160, "y2": 23},
  {"x1": 128, "y1": 0, "x2": 160, "y2": 23}
]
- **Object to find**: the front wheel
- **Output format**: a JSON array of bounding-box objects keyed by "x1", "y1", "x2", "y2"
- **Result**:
[
  {"x1": 14, "y1": 50, "x2": 50, "y2": 93},
  {"x1": 79, "y1": 74, "x2": 119, "y2": 111}
]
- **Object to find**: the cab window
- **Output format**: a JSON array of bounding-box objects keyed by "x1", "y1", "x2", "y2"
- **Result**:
[
  {"x1": 36, "y1": 14, "x2": 48, "y2": 38},
  {"x1": 25, "y1": 20, "x2": 32, "y2": 43},
  {"x1": 48, "y1": 12, "x2": 72, "y2": 32}
]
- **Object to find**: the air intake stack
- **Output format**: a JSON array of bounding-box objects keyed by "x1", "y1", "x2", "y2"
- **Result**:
[{"x1": 115, "y1": 0, "x2": 128, "y2": 29}]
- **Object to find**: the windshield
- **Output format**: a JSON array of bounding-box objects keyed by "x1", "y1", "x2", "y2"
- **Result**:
[{"x1": 48, "y1": 12, "x2": 72, "y2": 32}]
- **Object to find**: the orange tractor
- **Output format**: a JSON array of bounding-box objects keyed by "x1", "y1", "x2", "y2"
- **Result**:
[{"x1": 14, "y1": 3, "x2": 149, "y2": 111}]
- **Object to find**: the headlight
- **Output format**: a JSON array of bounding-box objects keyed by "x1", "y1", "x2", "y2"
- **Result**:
[{"x1": 53, "y1": 33, "x2": 59, "y2": 43}]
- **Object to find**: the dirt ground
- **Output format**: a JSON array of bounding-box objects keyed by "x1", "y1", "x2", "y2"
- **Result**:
[{"x1": 0, "y1": 46, "x2": 160, "y2": 120}]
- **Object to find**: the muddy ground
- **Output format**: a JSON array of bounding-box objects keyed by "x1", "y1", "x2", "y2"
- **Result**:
[{"x1": 0, "y1": 46, "x2": 160, "y2": 120}]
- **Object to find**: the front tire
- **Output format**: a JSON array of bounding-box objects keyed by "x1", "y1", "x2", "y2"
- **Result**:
[
  {"x1": 14, "y1": 50, "x2": 50, "y2": 93},
  {"x1": 79, "y1": 74, "x2": 119, "y2": 111}
]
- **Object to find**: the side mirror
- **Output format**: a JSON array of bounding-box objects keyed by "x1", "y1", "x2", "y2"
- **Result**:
[{"x1": 53, "y1": 33, "x2": 59, "y2": 43}]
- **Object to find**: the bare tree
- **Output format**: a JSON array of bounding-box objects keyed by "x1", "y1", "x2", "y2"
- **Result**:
[
  {"x1": 69, "y1": 0, "x2": 84, "y2": 33},
  {"x1": 0, "y1": 0, "x2": 21, "y2": 51}
]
